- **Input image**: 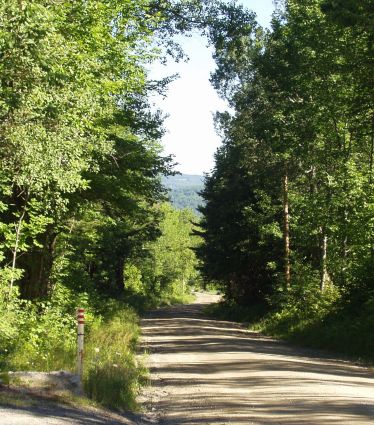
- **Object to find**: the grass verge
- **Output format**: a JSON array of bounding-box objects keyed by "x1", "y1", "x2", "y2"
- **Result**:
[
  {"x1": 0, "y1": 302, "x2": 146, "y2": 412},
  {"x1": 83, "y1": 306, "x2": 146, "y2": 411},
  {"x1": 206, "y1": 297, "x2": 374, "y2": 365},
  {"x1": 1, "y1": 290, "x2": 196, "y2": 412}
]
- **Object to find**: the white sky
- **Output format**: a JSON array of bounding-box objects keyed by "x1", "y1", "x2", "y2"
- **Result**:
[{"x1": 150, "y1": 0, "x2": 275, "y2": 175}]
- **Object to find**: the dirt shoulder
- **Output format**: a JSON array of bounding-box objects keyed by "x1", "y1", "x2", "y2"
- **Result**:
[
  {"x1": 139, "y1": 292, "x2": 374, "y2": 424},
  {"x1": 0, "y1": 385, "x2": 145, "y2": 425}
]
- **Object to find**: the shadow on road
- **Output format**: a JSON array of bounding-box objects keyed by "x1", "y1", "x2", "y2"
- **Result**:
[{"x1": 140, "y1": 295, "x2": 374, "y2": 425}]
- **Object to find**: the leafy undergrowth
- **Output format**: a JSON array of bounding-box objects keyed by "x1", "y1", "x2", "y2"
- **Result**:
[
  {"x1": 204, "y1": 299, "x2": 267, "y2": 324},
  {"x1": 0, "y1": 284, "x2": 83, "y2": 373},
  {"x1": 123, "y1": 288, "x2": 195, "y2": 314},
  {"x1": 207, "y1": 287, "x2": 374, "y2": 365},
  {"x1": 0, "y1": 283, "x2": 195, "y2": 412},
  {"x1": 0, "y1": 297, "x2": 145, "y2": 411},
  {"x1": 258, "y1": 300, "x2": 374, "y2": 364}
]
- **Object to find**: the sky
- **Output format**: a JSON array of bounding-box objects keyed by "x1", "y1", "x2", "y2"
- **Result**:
[{"x1": 150, "y1": 0, "x2": 275, "y2": 175}]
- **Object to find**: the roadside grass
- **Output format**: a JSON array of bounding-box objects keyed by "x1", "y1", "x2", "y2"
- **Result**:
[
  {"x1": 0, "y1": 288, "x2": 196, "y2": 412},
  {"x1": 122, "y1": 289, "x2": 195, "y2": 314},
  {"x1": 206, "y1": 296, "x2": 374, "y2": 365},
  {"x1": 261, "y1": 304, "x2": 374, "y2": 365},
  {"x1": 204, "y1": 300, "x2": 267, "y2": 325},
  {"x1": 0, "y1": 300, "x2": 146, "y2": 412},
  {"x1": 83, "y1": 306, "x2": 146, "y2": 411},
  {"x1": 160, "y1": 290, "x2": 195, "y2": 306},
  {"x1": 200, "y1": 282, "x2": 222, "y2": 295}
]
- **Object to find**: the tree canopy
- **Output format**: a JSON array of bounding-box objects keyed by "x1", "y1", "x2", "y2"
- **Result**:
[{"x1": 198, "y1": 0, "x2": 374, "y2": 307}]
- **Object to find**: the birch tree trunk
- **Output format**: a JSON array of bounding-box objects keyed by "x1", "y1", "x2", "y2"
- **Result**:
[
  {"x1": 8, "y1": 205, "x2": 27, "y2": 299},
  {"x1": 320, "y1": 227, "x2": 328, "y2": 291},
  {"x1": 283, "y1": 169, "x2": 291, "y2": 289}
]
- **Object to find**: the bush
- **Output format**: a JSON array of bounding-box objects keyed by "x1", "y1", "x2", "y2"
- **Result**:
[
  {"x1": 205, "y1": 298, "x2": 268, "y2": 324},
  {"x1": 259, "y1": 277, "x2": 340, "y2": 338},
  {"x1": 0, "y1": 283, "x2": 91, "y2": 372}
]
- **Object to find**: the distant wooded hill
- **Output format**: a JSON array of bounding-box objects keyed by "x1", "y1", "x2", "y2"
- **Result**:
[{"x1": 162, "y1": 174, "x2": 204, "y2": 213}]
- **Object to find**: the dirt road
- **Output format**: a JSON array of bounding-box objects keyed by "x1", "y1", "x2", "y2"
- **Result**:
[{"x1": 140, "y1": 292, "x2": 374, "y2": 425}]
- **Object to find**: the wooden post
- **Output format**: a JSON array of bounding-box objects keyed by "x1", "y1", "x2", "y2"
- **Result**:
[{"x1": 77, "y1": 308, "x2": 85, "y2": 381}]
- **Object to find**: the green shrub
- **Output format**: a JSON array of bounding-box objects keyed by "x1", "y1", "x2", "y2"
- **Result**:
[
  {"x1": 0, "y1": 271, "x2": 193, "y2": 411},
  {"x1": 1, "y1": 285, "x2": 146, "y2": 410},
  {"x1": 1, "y1": 282, "x2": 91, "y2": 372},
  {"x1": 205, "y1": 298, "x2": 267, "y2": 324}
]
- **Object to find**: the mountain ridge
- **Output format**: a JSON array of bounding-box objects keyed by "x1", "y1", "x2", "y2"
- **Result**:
[{"x1": 162, "y1": 174, "x2": 204, "y2": 212}]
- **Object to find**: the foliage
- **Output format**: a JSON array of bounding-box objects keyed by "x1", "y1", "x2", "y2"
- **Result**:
[
  {"x1": 0, "y1": 0, "x2": 174, "y2": 300},
  {"x1": 0, "y1": 283, "x2": 87, "y2": 372},
  {"x1": 0, "y1": 282, "x2": 146, "y2": 409},
  {"x1": 126, "y1": 203, "x2": 201, "y2": 301},
  {"x1": 2, "y1": 0, "x2": 372, "y2": 409},
  {"x1": 0, "y1": 0, "x2": 219, "y2": 412},
  {"x1": 168, "y1": 187, "x2": 204, "y2": 213},
  {"x1": 198, "y1": 0, "x2": 374, "y2": 359}
]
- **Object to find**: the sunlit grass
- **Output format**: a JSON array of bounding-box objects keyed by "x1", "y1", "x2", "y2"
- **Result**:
[{"x1": 83, "y1": 307, "x2": 146, "y2": 411}]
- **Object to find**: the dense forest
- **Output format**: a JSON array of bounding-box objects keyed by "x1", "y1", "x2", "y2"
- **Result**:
[
  {"x1": 198, "y1": 0, "x2": 374, "y2": 359},
  {"x1": 163, "y1": 174, "x2": 204, "y2": 212},
  {"x1": 0, "y1": 0, "x2": 373, "y2": 411}
]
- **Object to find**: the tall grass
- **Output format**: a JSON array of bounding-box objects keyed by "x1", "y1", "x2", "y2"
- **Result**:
[
  {"x1": 84, "y1": 307, "x2": 146, "y2": 410},
  {"x1": 1, "y1": 279, "x2": 195, "y2": 411}
]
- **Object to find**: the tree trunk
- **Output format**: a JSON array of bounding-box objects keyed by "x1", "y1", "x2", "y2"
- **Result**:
[
  {"x1": 320, "y1": 227, "x2": 328, "y2": 291},
  {"x1": 114, "y1": 256, "x2": 125, "y2": 294},
  {"x1": 19, "y1": 227, "x2": 57, "y2": 299},
  {"x1": 8, "y1": 205, "x2": 27, "y2": 299},
  {"x1": 283, "y1": 169, "x2": 291, "y2": 289}
]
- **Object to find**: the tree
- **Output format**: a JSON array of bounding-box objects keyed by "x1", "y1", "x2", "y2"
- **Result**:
[
  {"x1": 198, "y1": 0, "x2": 374, "y2": 308},
  {"x1": 0, "y1": 0, "x2": 168, "y2": 298}
]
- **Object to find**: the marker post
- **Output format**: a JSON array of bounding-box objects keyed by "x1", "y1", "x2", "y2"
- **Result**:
[{"x1": 77, "y1": 308, "x2": 85, "y2": 381}]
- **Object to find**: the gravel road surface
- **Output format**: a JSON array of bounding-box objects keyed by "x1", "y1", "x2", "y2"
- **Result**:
[{"x1": 139, "y1": 292, "x2": 374, "y2": 425}]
